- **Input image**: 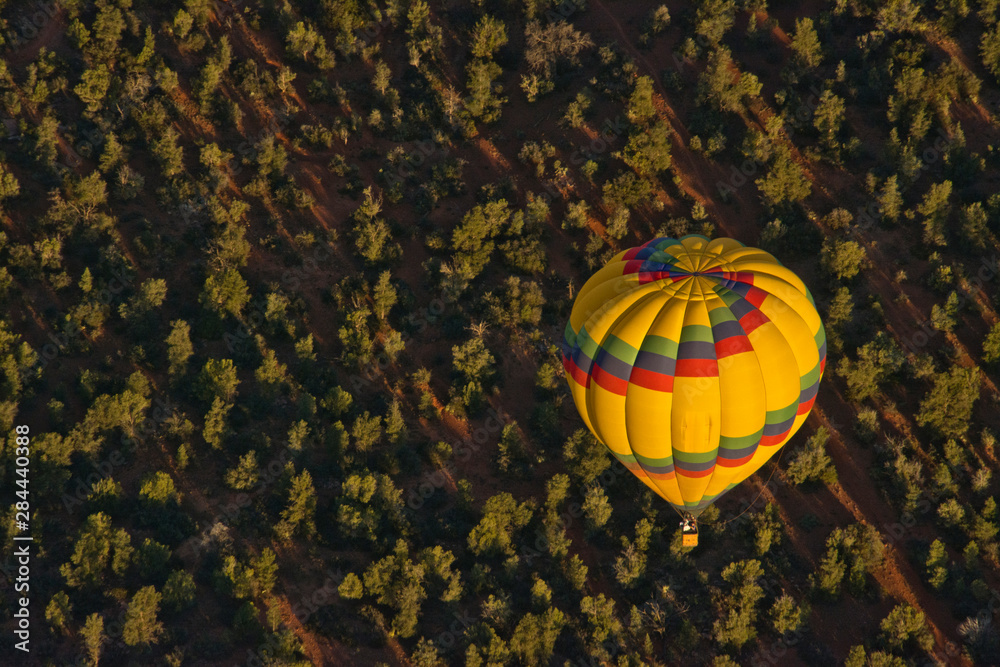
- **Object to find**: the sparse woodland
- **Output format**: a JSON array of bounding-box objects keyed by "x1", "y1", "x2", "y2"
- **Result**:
[{"x1": 0, "y1": 0, "x2": 998, "y2": 665}]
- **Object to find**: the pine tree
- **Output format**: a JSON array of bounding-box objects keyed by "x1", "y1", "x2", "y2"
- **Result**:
[
  {"x1": 790, "y1": 17, "x2": 823, "y2": 69},
  {"x1": 279, "y1": 469, "x2": 317, "y2": 539},
  {"x1": 80, "y1": 613, "x2": 105, "y2": 666},
  {"x1": 122, "y1": 586, "x2": 163, "y2": 647},
  {"x1": 165, "y1": 320, "x2": 193, "y2": 377}
]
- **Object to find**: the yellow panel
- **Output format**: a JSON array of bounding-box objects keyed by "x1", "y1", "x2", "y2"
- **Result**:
[
  {"x1": 586, "y1": 291, "x2": 666, "y2": 457},
  {"x1": 623, "y1": 292, "x2": 689, "y2": 507},
  {"x1": 746, "y1": 322, "x2": 799, "y2": 412}
]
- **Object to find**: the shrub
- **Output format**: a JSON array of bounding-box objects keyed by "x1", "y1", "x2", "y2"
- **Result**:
[{"x1": 786, "y1": 427, "x2": 837, "y2": 485}]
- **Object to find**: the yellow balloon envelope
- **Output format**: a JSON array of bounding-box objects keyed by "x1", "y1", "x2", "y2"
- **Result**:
[{"x1": 562, "y1": 235, "x2": 826, "y2": 520}]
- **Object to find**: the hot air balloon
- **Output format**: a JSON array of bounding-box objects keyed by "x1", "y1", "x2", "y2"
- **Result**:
[{"x1": 562, "y1": 235, "x2": 826, "y2": 546}]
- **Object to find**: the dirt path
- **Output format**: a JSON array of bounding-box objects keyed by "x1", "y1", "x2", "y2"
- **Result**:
[
  {"x1": 810, "y1": 403, "x2": 970, "y2": 662},
  {"x1": 7, "y1": 7, "x2": 66, "y2": 69}
]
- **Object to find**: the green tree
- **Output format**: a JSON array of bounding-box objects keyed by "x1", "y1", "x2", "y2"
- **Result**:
[
  {"x1": 225, "y1": 451, "x2": 259, "y2": 490},
  {"x1": 918, "y1": 181, "x2": 953, "y2": 247},
  {"x1": 756, "y1": 146, "x2": 811, "y2": 207},
  {"x1": 465, "y1": 59, "x2": 505, "y2": 122},
  {"x1": 582, "y1": 484, "x2": 612, "y2": 531},
  {"x1": 695, "y1": 0, "x2": 736, "y2": 46},
  {"x1": 453, "y1": 337, "x2": 495, "y2": 385},
  {"x1": 813, "y1": 90, "x2": 845, "y2": 151},
  {"x1": 197, "y1": 358, "x2": 239, "y2": 403},
  {"x1": 916, "y1": 365, "x2": 981, "y2": 439},
  {"x1": 152, "y1": 128, "x2": 184, "y2": 178},
  {"x1": 123, "y1": 586, "x2": 163, "y2": 647},
  {"x1": 879, "y1": 604, "x2": 934, "y2": 653},
  {"x1": 836, "y1": 332, "x2": 905, "y2": 402},
  {"x1": 811, "y1": 523, "x2": 884, "y2": 598},
  {"x1": 165, "y1": 320, "x2": 193, "y2": 377},
  {"x1": 713, "y1": 559, "x2": 764, "y2": 651},
  {"x1": 983, "y1": 321, "x2": 1000, "y2": 363},
  {"x1": 140, "y1": 472, "x2": 181, "y2": 507},
  {"x1": 45, "y1": 591, "x2": 72, "y2": 635},
  {"x1": 81, "y1": 613, "x2": 105, "y2": 666},
  {"x1": 845, "y1": 646, "x2": 906, "y2": 667},
  {"x1": 74, "y1": 64, "x2": 111, "y2": 114},
  {"x1": 203, "y1": 397, "x2": 232, "y2": 449},
  {"x1": 878, "y1": 175, "x2": 903, "y2": 222},
  {"x1": 120, "y1": 278, "x2": 167, "y2": 323},
  {"x1": 470, "y1": 15, "x2": 508, "y2": 59},
  {"x1": 60, "y1": 513, "x2": 132, "y2": 588},
  {"x1": 351, "y1": 411, "x2": 383, "y2": 452},
  {"x1": 563, "y1": 429, "x2": 611, "y2": 484},
  {"x1": 771, "y1": 594, "x2": 809, "y2": 635},
  {"x1": 617, "y1": 120, "x2": 672, "y2": 176},
  {"x1": 981, "y1": 23, "x2": 1000, "y2": 80},
  {"x1": 386, "y1": 400, "x2": 406, "y2": 444},
  {"x1": 960, "y1": 202, "x2": 990, "y2": 249},
  {"x1": 626, "y1": 75, "x2": 657, "y2": 124},
  {"x1": 821, "y1": 238, "x2": 866, "y2": 280},
  {"x1": 697, "y1": 47, "x2": 761, "y2": 114},
  {"x1": 363, "y1": 540, "x2": 428, "y2": 638},
  {"x1": 930, "y1": 292, "x2": 959, "y2": 332},
  {"x1": 200, "y1": 268, "x2": 250, "y2": 319},
  {"x1": 509, "y1": 608, "x2": 566, "y2": 664},
  {"x1": 163, "y1": 570, "x2": 197, "y2": 610},
  {"x1": 278, "y1": 469, "x2": 317, "y2": 539},
  {"x1": 286, "y1": 21, "x2": 322, "y2": 61},
  {"x1": 790, "y1": 17, "x2": 823, "y2": 69},
  {"x1": 339, "y1": 572, "x2": 364, "y2": 599},
  {"x1": 0, "y1": 162, "x2": 20, "y2": 209},
  {"x1": 467, "y1": 493, "x2": 534, "y2": 557},
  {"x1": 373, "y1": 271, "x2": 397, "y2": 320},
  {"x1": 925, "y1": 539, "x2": 949, "y2": 589}
]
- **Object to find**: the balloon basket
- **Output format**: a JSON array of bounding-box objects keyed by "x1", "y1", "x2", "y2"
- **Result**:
[{"x1": 680, "y1": 517, "x2": 698, "y2": 547}]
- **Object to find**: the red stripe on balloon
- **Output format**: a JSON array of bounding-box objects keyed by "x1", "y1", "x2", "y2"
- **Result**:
[
  {"x1": 628, "y1": 367, "x2": 675, "y2": 392},
  {"x1": 797, "y1": 396, "x2": 816, "y2": 415},
  {"x1": 676, "y1": 465, "x2": 716, "y2": 478},
  {"x1": 739, "y1": 309, "x2": 770, "y2": 333},
  {"x1": 715, "y1": 335, "x2": 753, "y2": 358},
  {"x1": 674, "y1": 358, "x2": 719, "y2": 377},
  {"x1": 744, "y1": 286, "x2": 769, "y2": 308},
  {"x1": 562, "y1": 355, "x2": 591, "y2": 388},
  {"x1": 717, "y1": 453, "x2": 755, "y2": 467},
  {"x1": 590, "y1": 364, "x2": 629, "y2": 395},
  {"x1": 760, "y1": 431, "x2": 790, "y2": 446}
]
